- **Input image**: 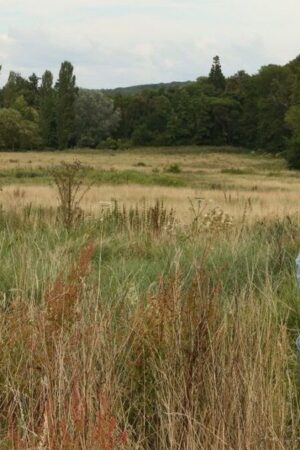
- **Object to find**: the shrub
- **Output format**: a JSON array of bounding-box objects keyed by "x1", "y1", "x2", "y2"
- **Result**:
[
  {"x1": 165, "y1": 163, "x2": 181, "y2": 174},
  {"x1": 50, "y1": 160, "x2": 91, "y2": 230}
]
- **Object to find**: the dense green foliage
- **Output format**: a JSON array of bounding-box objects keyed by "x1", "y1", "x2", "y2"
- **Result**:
[
  {"x1": 0, "y1": 62, "x2": 120, "y2": 151},
  {"x1": 110, "y1": 55, "x2": 300, "y2": 168},
  {"x1": 56, "y1": 62, "x2": 78, "y2": 149},
  {"x1": 75, "y1": 90, "x2": 120, "y2": 148},
  {"x1": 1, "y1": 55, "x2": 300, "y2": 167}
]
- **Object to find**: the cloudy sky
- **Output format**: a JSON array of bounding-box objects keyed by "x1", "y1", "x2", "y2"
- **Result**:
[{"x1": 0, "y1": 0, "x2": 299, "y2": 88}]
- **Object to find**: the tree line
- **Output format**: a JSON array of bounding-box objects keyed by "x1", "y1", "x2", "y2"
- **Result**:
[
  {"x1": 1, "y1": 56, "x2": 300, "y2": 167},
  {"x1": 0, "y1": 62, "x2": 119, "y2": 151},
  {"x1": 111, "y1": 55, "x2": 300, "y2": 168}
]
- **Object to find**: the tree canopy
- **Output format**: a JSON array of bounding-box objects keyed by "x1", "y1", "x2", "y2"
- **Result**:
[{"x1": 0, "y1": 55, "x2": 300, "y2": 168}]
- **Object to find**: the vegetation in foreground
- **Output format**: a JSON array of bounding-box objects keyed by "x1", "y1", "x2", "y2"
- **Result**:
[{"x1": 0, "y1": 194, "x2": 299, "y2": 448}]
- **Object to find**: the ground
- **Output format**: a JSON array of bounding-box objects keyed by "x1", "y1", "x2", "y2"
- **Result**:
[{"x1": 0, "y1": 146, "x2": 299, "y2": 221}]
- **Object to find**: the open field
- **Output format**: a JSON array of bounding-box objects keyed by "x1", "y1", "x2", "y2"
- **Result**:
[
  {"x1": 3, "y1": 183, "x2": 300, "y2": 222},
  {"x1": 0, "y1": 146, "x2": 300, "y2": 221},
  {"x1": 0, "y1": 147, "x2": 300, "y2": 448},
  {"x1": 0, "y1": 146, "x2": 285, "y2": 173}
]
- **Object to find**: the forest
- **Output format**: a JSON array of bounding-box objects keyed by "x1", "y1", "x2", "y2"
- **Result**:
[{"x1": 1, "y1": 56, "x2": 300, "y2": 167}]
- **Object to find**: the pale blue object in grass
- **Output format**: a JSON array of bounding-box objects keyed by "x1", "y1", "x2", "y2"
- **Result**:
[{"x1": 297, "y1": 336, "x2": 300, "y2": 352}]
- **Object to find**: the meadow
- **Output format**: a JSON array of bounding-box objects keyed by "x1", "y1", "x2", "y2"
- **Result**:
[
  {"x1": 1, "y1": 146, "x2": 300, "y2": 220},
  {"x1": 0, "y1": 146, "x2": 300, "y2": 449}
]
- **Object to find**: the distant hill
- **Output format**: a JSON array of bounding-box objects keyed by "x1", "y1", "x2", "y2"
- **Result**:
[{"x1": 98, "y1": 80, "x2": 192, "y2": 96}]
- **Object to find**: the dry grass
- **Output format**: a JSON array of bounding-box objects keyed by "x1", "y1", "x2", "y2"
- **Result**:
[
  {"x1": 0, "y1": 148, "x2": 299, "y2": 223},
  {"x1": 0, "y1": 147, "x2": 285, "y2": 173},
  {"x1": 0, "y1": 248, "x2": 298, "y2": 449},
  {"x1": 0, "y1": 148, "x2": 299, "y2": 448},
  {"x1": 2, "y1": 183, "x2": 300, "y2": 223}
]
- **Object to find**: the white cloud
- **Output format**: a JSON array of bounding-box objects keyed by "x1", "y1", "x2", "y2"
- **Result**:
[{"x1": 0, "y1": 0, "x2": 299, "y2": 87}]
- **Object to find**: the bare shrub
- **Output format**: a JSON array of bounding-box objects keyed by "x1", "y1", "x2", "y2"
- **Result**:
[{"x1": 50, "y1": 160, "x2": 92, "y2": 230}]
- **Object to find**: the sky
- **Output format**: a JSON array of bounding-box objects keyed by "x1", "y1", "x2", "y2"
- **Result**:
[{"x1": 0, "y1": 0, "x2": 299, "y2": 89}]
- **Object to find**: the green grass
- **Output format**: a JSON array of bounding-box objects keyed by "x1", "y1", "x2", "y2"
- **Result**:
[
  {"x1": 0, "y1": 168, "x2": 49, "y2": 184},
  {"x1": 0, "y1": 167, "x2": 186, "y2": 187},
  {"x1": 0, "y1": 207, "x2": 298, "y2": 323},
  {"x1": 91, "y1": 169, "x2": 186, "y2": 186},
  {"x1": 0, "y1": 151, "x2": 300, "y2": 447}
]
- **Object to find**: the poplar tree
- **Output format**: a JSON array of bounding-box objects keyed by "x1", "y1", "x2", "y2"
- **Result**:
[
  {"x1": 56, "y1": 61, "x2": 78, "y2": 149},
  {"x1": 28, "y1": 73, "x2": 40, "y2": 107},
  {"x1": 40, "y1": 70, "x2": 57, "y2": 147}
]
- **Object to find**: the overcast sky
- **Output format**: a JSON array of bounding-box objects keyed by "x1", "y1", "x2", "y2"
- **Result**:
[{"x1": 0, "y1": 0, "x2": 299, "y2": 88}]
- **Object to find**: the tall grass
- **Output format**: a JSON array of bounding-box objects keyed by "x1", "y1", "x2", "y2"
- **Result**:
[{"x1": 0, "y1": 204, "x2": 299, "y2": 448}]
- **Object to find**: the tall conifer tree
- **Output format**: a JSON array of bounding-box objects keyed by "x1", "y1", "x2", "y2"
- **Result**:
[{"x1": 209, "y1": 56, "x2": 226, "y2": 92}]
